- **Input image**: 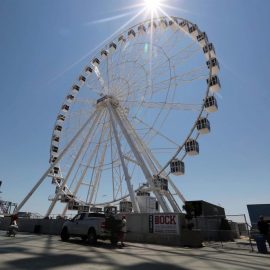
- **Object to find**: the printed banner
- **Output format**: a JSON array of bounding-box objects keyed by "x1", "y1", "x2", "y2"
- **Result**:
[{"x1": 149, "y1": 214, "x2": 179, "y2": 234}]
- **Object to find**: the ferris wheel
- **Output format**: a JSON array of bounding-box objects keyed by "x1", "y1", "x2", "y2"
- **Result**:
[{"x1": 16, "y1": 16, "x2": 220, "y2": 217}]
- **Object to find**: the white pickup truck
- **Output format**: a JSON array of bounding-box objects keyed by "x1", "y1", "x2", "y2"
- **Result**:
[{"x1": 60, "y1": 212, "x2": 122, "y2": 245}]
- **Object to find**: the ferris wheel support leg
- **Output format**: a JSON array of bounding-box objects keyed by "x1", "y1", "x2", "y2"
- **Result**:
[
  {"x1": 45, "y1": 111, "x2": 102, "y2": 217},
  {"x1": 108, "y1": 103, "x2": 169, "y2": 213},
  {"x1": 61, "y1": 114, "x2": 107, "y2": 216},
  {"x1": 119, "y1": 110, "x2": 171, "y2": 212},
  {"x1": 108, "y1": 105, "x2": 140, "y2": 213},
  {"x1": 14, "y1": 110, "x2": 99, "y2": 215}
]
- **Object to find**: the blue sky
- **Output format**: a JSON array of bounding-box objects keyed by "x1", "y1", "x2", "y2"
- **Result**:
[{"x1": 0, "y1": 0, "x2": 269, "y2": 221}]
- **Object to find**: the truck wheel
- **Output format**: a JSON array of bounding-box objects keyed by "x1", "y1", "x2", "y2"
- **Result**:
[
  {"x1": 110, "y1": 236, "x2": 118, "y2": 246},
  {"x1": 60, "y1": 227, "x2": 70, "y2": 241},
  {"x1": 88, "y1": 229, "x2": 97, "y2": 245}
]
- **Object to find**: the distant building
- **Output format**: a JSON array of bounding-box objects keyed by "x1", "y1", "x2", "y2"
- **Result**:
[{"x1": 247, "y1": 204, "x2": 270, "y2": 226}]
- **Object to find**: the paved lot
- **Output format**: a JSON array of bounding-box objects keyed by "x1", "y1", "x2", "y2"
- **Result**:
[{"x1": 0, "y1": 231, "x2": 269, "y2": 270}]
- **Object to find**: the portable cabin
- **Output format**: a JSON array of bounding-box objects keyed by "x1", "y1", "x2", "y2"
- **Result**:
[
  {"x1": 101, "y1": 49, "x2": 108, "y2": 59},
  {"x1": 207, "y1": 75, "x2": 221, "y2": 92},
  {"x1": 79, "y1": 75, "x2": 86, "y2": 85},
  {"x1": 196, "y1": 118, "x2": 211, "y2": 134},
  {"x1": 57, "y1": 114, "x2": 65, "y2": 123},
  {"x1": 118, "y1": 35, "x2": 126, "y2": 44},
  {"x1": 203, "y1": 43, "x2": 216, "y2": 60},
  {"x1": 120, "y1": 200, "x2": 133, "y2": 213},
  {"x1": 153, "y1": 175, "x2": 168, "y2": 192},
  {"x1": 90, "y1": 207, "x2": 102, "y2": 213},
  {"x1": 128, "y1": 29, "x2": 136, "y2": 39},
  {"x1": 204, "y1": 96, "x2": 218, "y2": 113},
  {"x1": 159, "y1": 19, "x2": 168, "y2": 29},
  {"x1": 185, "y1": 139, "x2": 199, "y2": 156},
  {"x1": 206, "y1": 57, "x2": 220, "y2": 76},
  {"x1": 138, "y1": 24, "x2": 146, "y2": 34},
  {"x1": 189, "y1": 24, "x2": 198, "y2": 38},
  {"x1": 197, "y1": 32, "x2": 208, "y2": 47},
  {"x1": 85, "y1": 66, "x2": 93, "y2": 75},
  {"x1": 61, "y1": 104, "x2": 69, "y2": 112},
  {"x1": 179, "y1": 20, "x2": 189, "y2": 32},
  {"x1": 72, "y1": 84, "x2": 80, "y2": 94},
  {"x1": 66, "y1": 94, "x2": 75, "y2": 103},
  {"x1": 109, "y1": 42, "x2": 117, "y2": 53},
  {"x1": 136, "y1": 190, "x2": 150, "y2": 196},
  {"x1": 170, "y1": 159, "x2": 185, "y2": 175}
]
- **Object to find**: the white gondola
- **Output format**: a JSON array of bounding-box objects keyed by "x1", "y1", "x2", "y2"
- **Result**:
[
  {"x1": 51, "y1": 145, "x2": 59, "y2": 154},
  {"x1": 120, "y1": 200, "x2": 133, "y2": 213},
  {"x1": 169, "y1": 19, "x2": 178, "y2": 31},
  {"x1": 159, "y1": 19, "x2": 168, "y2": 29},
  {"x1": 196, "y1": 118, "x2": 211, "y2": 134},
  {"x1": 204, "y1": 96, "x2": 218, "y2": 113},
  {"x1": 136, "y1": 190, "x2": 150, "y2": 196},
  {"x1": 189, "y1": 24, "x2": 199, "y2": 38},
  {"x1": 57, "y1": 114, "x2": 65, "y2": 123},
  {"x1": 118, "y1": 35, "x2": 126, "y2": 44},
  {"x1": 54, "y1": 125, "x2": 62, "y2": 133},
  {"x1": 50, "y1": 156, "x2": 58, "y2": 163},
  {"x1": 85, "y1": 66, "x2": 93, "y2": 75},
  {"x1": 148, "y1": 21, "x2": 157, "y2": 31},
  {"x1": 72, "y1": 84, "x2": 80, "y2": 94},
  {"x1": 128, "y1": 29, "x2": 136, "y2": 39},
  {"x1": 206, "y1": 57, "x2": 220, "y2": 76},
  {"x1": 207, "y1": 75, "x2": 221, "y2": 92},
  {"x1": 52, "y1": 177, "x2": 62, "y2": 185},
  {"x1": 138, "y1": 24, "x2": 146, "y2": 34},
  {"x1": 197, "y1": 32, "x2": 208, "y2": 47},
  {"x1": 170, "y1": 159, "x2": 185, "y2": 175},
  {"x1": 179, "y1": 20, "x2": 189, "y2": 32},
  {"x1": 185, "y1": 139, "x2": 199, "y2": 156},
  {"x1": 79, "y1": 75, "x2": 86, "y2": 85},
  {"x1": 153, "y1": 175, "x2": 168, "y2": 192},
  {"x1": 61, "y1": 104, "x2": 69, "y2": 112},
  {"x1": 101, "y1": 49, "x2": 108, "y2": 58},
  {"x1": 52, "y1": 134, "x2": 60, "y2": 143},
  {"x1": 92, "y1": 58, "x2": 100, "y2": 67},
  {"x1": 66, "y1": 94, "x2": 75, "y2": 103},
  {"x1": 109, "y1": 42, "x2": 117, "y2": 53},
  {"x1": 50, "y1": 166, "x2": 59, "y2": 175},
  {"x1": 203, "y1": 43, "x2": 216, "y2": 60}
]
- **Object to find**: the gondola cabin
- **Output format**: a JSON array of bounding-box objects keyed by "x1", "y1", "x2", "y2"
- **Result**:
[
  {"x1": 196, "y1": 118, "x2": 211, "y2": 134},
  {"x1": 185, "y1": 139, "x2": 199, "y2": 156},
  {"x1": 79, "y1": 75, "x2": 86, "y2": 85},
  {"x1": 61, "y1": 104, "x2": 69, "y2": 112},
  {"x1": 52, "y1": 177, "x2": 62, "y2": 185},
  {"x1": 153, "y1": 175, "x2": 168, "y2": 192},
  {"x1": 54, "y1": 125, "x2": 62, "y2": 133},
  {"x1": 197, "y1": 32, "x2": 208, "y2": 47},
  {"x1": 128, "y1": 29, "x2": 136, "y2": 39},
  {"x1": 159, "y1": 19, "x2": 168, "y2": 29},
  {"x1": 51, "y1": 145, "x2": 59, "y2": 154},
  {"x1": 148, "y1": 21, "x2": 157, "y2": 31},
  {"x1": 85, "y1": 66, "x2": 93, "y2": 75},
  {"x1": 57, "y1": 114, "x2": 65, "y2": 123},
  {"x1": 204, "y1": 96, "x2": 218, "y2": 113},
  {"x1": 66, "y1": 94, "x2": 75, "y2": 103},
  {"x1": 120, "y1": 200, "x2": 133, "y2": 213},
  {"x1": 203, "y1": 43, "x2": 216, "y2": 60},
  {"x1": 118, "y1": 35, "x2": 126, "y2": 44},
  {"x1": 72, "y1": 84, "x2": 80, "y2": 94},
  {"x1": 169, "y1": 18, "x2": 178, "y2": 31},
  {"x1": 101, "y1": 49, "x2": 108, "y2": 59},
  {"x1": 92, "y1": 58, "x2": 100, "y2": 67},
  {"x1": 170, "y1": 159, "x2": 185, "y2": 175},
  {"x1": 52, "y1": 135, "x2": 60, "y2": 143},
  {"x1": 189, "y1": 24, "x2": 198, "y2": 38},
  {"x1": 179, "y1": 20, "x2": 189, "y2": 32},
  {"x1": 138, "y1": 24, "x2": 146, "y2": 34},
  {"x1": 206, "y1": 58, "x2": 220, "y2": 76},
  {"x1": 109, "y1": 42, "x2": 117, "y2": 53},
  {"x1": 207, "y1": 75, "x2": 221, "y2": 92}
]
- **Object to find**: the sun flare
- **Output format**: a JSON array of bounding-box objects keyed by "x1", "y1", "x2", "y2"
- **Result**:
[{"x1": 144, "y1": 0, "x2": 162, "y2": 12}]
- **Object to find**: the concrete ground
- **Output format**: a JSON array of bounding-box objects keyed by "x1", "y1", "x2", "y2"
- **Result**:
[{"x1": 0, "y1": 231, "x2": 269, "y2": 270}]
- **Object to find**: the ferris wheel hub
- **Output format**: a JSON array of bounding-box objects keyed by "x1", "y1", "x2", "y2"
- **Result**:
[{"x1": 96, "y1": 95, "x2": 119, "y2": 109}]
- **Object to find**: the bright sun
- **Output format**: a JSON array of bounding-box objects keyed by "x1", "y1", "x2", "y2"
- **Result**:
[{"x1": 144, "y1": 0, "x2": 162, "y2": 12}]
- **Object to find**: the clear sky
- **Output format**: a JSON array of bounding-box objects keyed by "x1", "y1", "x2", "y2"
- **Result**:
[{"x1": 0, "y1": 0, "x2": 269, "y2": 221}]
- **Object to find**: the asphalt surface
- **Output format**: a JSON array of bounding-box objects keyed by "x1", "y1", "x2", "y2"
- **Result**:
[{"x1": 0, "y1": 230, "x2": 269, "y2": 270}]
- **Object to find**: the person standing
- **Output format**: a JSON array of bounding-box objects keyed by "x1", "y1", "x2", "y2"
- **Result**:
[
  {"x1": 119, "y1": 216, "x2": 127, "y2": 247},
  {"x1": 257, "y1": 216, "x2": 270, "y2": 247}
]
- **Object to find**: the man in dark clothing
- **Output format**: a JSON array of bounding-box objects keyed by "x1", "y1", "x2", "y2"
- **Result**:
[{"x1": 257, "y1": 216, "x2": 270, "y2": 247}]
